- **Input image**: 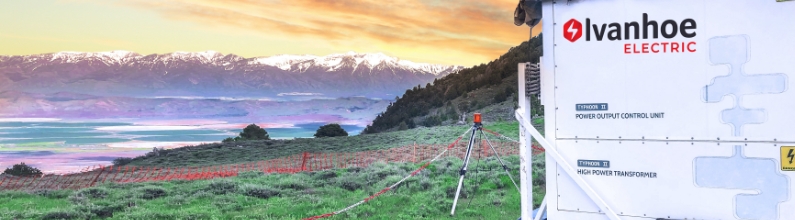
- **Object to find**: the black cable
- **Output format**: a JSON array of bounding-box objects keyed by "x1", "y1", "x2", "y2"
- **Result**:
[{"x1": 465, "y1": 129, "x2": 485, "y2": 210}]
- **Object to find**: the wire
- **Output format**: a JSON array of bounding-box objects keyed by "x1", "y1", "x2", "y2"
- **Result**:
[{"x1": 482, "y1": 131, "x2": 521, "y2": 192}]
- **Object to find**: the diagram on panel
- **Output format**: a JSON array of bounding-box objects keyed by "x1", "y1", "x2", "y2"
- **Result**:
[{"x1": 697, "y1": 35, "x2": 790, "y2": 220}]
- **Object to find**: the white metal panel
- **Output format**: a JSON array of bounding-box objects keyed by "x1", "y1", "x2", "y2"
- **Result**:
[
  {"x1": 541, "y1": 2, "x2": 561, "y2": 219},
  {"x1": 541, "y1": 0, "x2": 795, "y2": 219},
  {"x1": 550, "y1": 0, "x2": 795, "y2": 142}
]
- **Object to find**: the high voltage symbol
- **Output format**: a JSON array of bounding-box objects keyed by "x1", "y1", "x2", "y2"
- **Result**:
[{"x1": 782, "y1": 146, "x2": 795, "y2": 171}]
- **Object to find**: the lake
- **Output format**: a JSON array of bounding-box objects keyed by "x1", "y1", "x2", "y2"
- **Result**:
[{"x1": 0, "y1": 121, "x2": 363, "y2": 173}]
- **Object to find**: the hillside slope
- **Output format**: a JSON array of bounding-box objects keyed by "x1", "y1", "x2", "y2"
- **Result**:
[
  {"x1": 362, "y1": 35, "x2": 543, "y2": 134},
  {"x1": 0, "y1": 154, "x2": 545, "y2": 219},
  {"x1": 123, "y1": 121, "x2": 520, "y2": 167}
]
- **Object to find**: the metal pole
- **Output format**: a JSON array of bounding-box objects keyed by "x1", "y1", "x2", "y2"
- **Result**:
[
  {"x1": 518, "y1": 62, "x2": 534, "y2": 220},
  {"x1": 450, "y1": 124, "x2": 480, "y2": 216},
  {"x1": 516, "y1": 110, "x2": 622, "y2": 220}
]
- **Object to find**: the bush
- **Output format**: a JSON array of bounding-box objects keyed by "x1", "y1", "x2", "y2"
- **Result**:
[
  {"x1": 420, "y1": 179, "x2": 432, "y2": 190},
  {"x1": 222, "y1": 137, "x2": 235, "y2": 143},
  {"x1": 314, "y1": 123, "x2": 348, "y2": 138},
  {"x1": 167, "y1": 195, "x2": 188, "y2": 207},
  {"x1": 75, "y1": 188, "x2": 109, "y2": 199},
  {"x1": 313, "y1": 170, "x2": 337, "y2": 180},
  {"x1": 398, "y1": 121, "x2": 408, "y2": 131},
  {"x1": 73, "y1": 202, "x2": 124, "y2": 218},
  {"x1": 213, "y1": 195, "x2": 243, "y2": 212},
  {"x1": 41, "y1": 210, "x2": 87, "y2": 220},
  {"x1": 275, "y1": 179, "x2": 308, "y2": 191},
  {"x1": 3, "y1": 162, "x2": 42, "y2": 177},
  {"x1": 239, "y1": 124, "x2": 270, "y2": 140},
  {"x1": 237, "y1": 171, "x2": 264, "y2": 179},
  {"x1": 445, "y1": 186, "x2": 468, "y2": 199},
  {"x1": 339, "y1": 180, "x2": 362, "y2": 191},
  {"x1": 112, "y1": 157, "x2": 134, "y2": 166},
  {"x1": 207, "y1": 180, "x2": 238, "y2": 195},
  {"x1": 33, "y1": 189, "x2": 72, "y2": 199},
  {"x1": 493, "y1": 89, "x2": 507, "y2": 103},
  {"x1": 243, "y1": 185, "x2": 280, "y2": 199},
  {"x1": 139, "y1": 186, "x2": 167, "y2": 200},
  {"x1": 90, "y1": 204, "x2": 124, "y2": 218}
]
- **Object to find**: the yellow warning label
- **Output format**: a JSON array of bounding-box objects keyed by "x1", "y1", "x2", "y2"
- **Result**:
[{"x1": 783, "y1": 146, "x2": 795, "y2": 171}]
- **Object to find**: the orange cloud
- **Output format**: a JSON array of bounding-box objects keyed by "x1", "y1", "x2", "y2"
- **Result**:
[{"x1": 118, "y1": 0, "x2": 540, "y2": 66}]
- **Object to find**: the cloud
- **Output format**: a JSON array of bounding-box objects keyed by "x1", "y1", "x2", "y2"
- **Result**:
[
  {"x1": 277, "y1": 92, "x2": 324, "y2": 96},
  {"x1": 117, "y1": 0, "x2": 538, "y2": 66}
]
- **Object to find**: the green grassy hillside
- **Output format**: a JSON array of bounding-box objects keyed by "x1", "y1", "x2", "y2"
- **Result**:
[
  {"x1": 1, "y1": 154, "x2": 545, "y2": 220},
  {"x1": 126, "y1": 122, "x2": 520, "y2": 167},
  {"x1": 362, "y1": 36, "x2": 543, "y2": 134}
]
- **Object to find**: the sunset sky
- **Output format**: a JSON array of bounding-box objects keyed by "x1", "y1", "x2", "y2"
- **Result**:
[{"x1": 0, "y1": 0, "x2": 541, "y2": 66}]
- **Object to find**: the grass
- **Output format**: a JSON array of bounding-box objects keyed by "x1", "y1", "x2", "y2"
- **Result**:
[
  {"x1": 0, "y1": 154, "x2": 546, "y2": 220},
  {"x1": 1, "y1": 116, "x2": 546, "y2": 219},
  {"x1": 127, "y1": 121, "x2": 521, "y2": 167}
]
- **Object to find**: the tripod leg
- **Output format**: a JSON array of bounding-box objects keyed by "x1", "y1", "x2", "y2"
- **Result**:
[
  {"x1": 450, "y1": 126, "x2": 479, "y2": 216},
  {"x1": 483, "y1": 131, "x2": 521, "y2": 193}
]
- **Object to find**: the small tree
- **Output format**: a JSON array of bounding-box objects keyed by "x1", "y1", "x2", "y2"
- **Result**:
[
  {"x1": 314, "y1": 124, "x2": 348, "y2": 138},
  {"x1": 398, "y1": 121, "x2": 409, "y2": 131},
  {"x1": 505, "y1": 86, "x2": 515, "y2": 97},
  {"x1": 493, "y1": 89, "x2": 507, "y2": 103},
  {"x1": 3, "y1": 162, "x2": 43, "y2": 177},
  {"x1": 222, "y1": 137, "x2": 235, "y2": 143},
  {"x1": 112, "y1": 157, "x2": 133, "y2": 166},
  {"x1": 239, "y1": 124, "x2": 270, "y2": 140}
]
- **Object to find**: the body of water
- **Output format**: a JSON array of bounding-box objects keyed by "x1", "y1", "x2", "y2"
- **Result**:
[{"x1": 0, "y1": 121, "x2": 364, "y2": 173}]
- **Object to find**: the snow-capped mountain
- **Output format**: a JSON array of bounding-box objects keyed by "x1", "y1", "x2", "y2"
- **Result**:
[
  {"x1": 0, "y1": 51, "x2": 463, "y2": 99},
  {"x1": 250, "y1": 51, "x2": 455, "y2": 75}
]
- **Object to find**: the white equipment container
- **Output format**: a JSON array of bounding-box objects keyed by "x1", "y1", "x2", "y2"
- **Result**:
[{"x1": 518, "y1": 0, "x2": 795, "y2": 219}]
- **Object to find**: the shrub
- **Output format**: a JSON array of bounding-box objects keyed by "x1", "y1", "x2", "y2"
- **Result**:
[
  {"x1": 167, "y1": 195, "x2": 188, "y2": 207},
  {"x1": 91, "y1": 204, "x2": 124, "y2": 218},
  {"x1": 313, "y1": 170, "x2": 337, "y2": 180},
  {"x1": 314, "y1": 123, "x2": 348, "y2": 138},
  {"x1": 190, "y1": 191, "x2": 213, "y2": 199},
  {"x1": 445, "y1": 186, "x2": 468, "y2": 199},
  {"x1": 492, "y1": 177, "x2": 506, "y2": 189},
  {"x1": 398, "y1": 122, "x2": 408, "y2": 131},
  {"x1": 420, "y1": 179, "x2": 432, "y2": 190},
  {"x1": 139, "y1": 186, "x2": 167, "y2": 200},
  {"x1": 212, "y1": 195, "x2": 242, "y2": 212},
  {"x1": 347, "y1": 167, "x2": 363, "y2": 173},
  {"x1": 275, "y1": 179, "x2": 308, "y2": 191},
  {"x1": 237, "y1": 171, "x2": 264, "y2": 179},
  {"x1": 112, "y1": 157, "x2": 134, "y2": 166},
  {"x1": 41, "y1": 210, "x2": 87, "y2": 220},
  {"x1": 243, "y1": 185, "x2": 280, "y2": 199},
  {"x1": 239, "y1": 124, "x2": 270, "y2": 140},
  {"x1": 339, "y1": 180, "x2": 362, "y2": 191},
  {"x1": 68, "y1": 193, "x2": 88, "y2": 205},
  {"x1": 73, "y1": 202, "x2": 124, "y2": 218},
  {"x1": 3, "y1": 162, "x2": 42, "y2": 177},
  {"x1": 222, "y1": 137, "x2": 235, "y2": 143},
  {"x1": 33, "y1": 189, "x2": 71, "y2": 199},
  {"x1": 207, "y1": 180, "x2": 237, "y2": 195},
  {"x1": 75, "y1": 188, "x2": 109, "y2": 199}
]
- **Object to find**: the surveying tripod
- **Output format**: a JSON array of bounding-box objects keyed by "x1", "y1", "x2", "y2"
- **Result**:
[{"x1": 450, "y1": 113, "x2": 521, "y2": 216}]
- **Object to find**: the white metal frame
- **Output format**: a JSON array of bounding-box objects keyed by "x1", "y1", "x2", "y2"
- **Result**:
[{"x1": 515, "y1": 3, "x2": 623, "y2": 219}]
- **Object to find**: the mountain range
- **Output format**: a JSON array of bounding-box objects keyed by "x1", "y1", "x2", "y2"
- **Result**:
[
  {"x1": 0, "y1": 51, "x2": 462, "y2": 100},
  {"x1": 0, "y1": 90, "x2": 388, "y2": 126}
]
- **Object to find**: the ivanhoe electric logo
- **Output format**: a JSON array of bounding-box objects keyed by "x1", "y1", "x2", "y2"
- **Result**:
[{"x1": 564, "y1": 13, "x2": 697, "y2": 54}]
